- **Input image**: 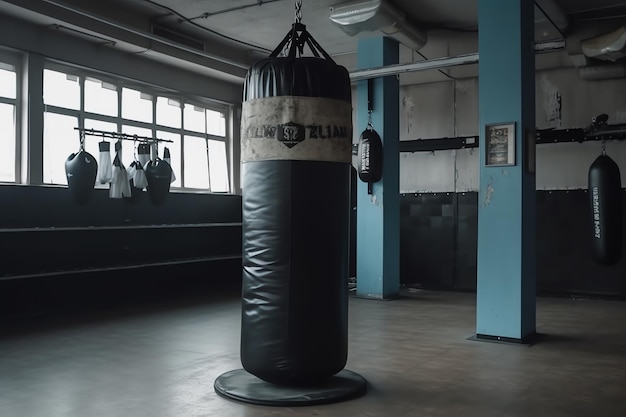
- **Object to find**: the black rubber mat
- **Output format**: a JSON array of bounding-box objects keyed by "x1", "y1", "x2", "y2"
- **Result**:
[{"x1": 214, "y1": 369, "x2": 367, "y2": 406}]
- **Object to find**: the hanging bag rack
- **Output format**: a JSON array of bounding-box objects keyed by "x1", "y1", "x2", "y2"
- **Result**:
[{"x1": 74, "y1": 127, "x2": 174, "y2": 144}]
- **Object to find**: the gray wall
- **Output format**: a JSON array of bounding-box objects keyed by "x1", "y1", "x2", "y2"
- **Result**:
[{"x1": 350, "y1": 54, "x2": 626, "y2": 193}]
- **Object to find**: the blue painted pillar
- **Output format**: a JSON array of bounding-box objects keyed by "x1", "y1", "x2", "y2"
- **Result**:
[
  {"x1": 477, "y1": 0, "x2": 536, "y2": 341},
  {"x1": 355, "y1": 37, "x2": 400, "y2": 300}
]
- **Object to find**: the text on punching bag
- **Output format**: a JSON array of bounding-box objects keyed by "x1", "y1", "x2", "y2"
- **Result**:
[
  {"x1": 360, "y1": 142, "x2": 371, "y2": 174},
  {"x1": 592, "y1": 186, "x2": 601, "y2": 239}
]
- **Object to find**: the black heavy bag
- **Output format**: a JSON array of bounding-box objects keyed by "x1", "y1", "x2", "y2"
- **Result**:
[
  {"x1": 588, "y1": 154, "x2": 622, "y2": 265},
  {"x1": 145, "y1": 158, "x2": 171, "y2": 205},
  {"x1": 240, "y1": 23, "x2": 352, "y2": 386},
  {"x1": 357, "y1": 128, "x2": 383, "y2": 194},
  {"x1": 65, "y1": 150, "x2": 98, "y2": 204}
]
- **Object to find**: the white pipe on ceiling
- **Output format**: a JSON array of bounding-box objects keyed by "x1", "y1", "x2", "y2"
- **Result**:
[
  {"x1": 349, "y1": 52, "x2": 478, "y2": 81},
  {"x1": 349, "y1": 40, "x2": 566, "y2": 81}
]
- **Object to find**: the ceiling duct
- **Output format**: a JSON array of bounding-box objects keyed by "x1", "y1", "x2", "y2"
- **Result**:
[
  {"x1": 329, "y1": 0, "x2": 427, "y2": 51},
  {"x1": 581, "y1": 26, "x2": 626, "y2": 62}
]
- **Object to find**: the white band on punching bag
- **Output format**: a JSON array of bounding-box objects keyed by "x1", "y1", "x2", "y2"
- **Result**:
[{"x1": 241, "y1": 96, "x2": 352, "y2": 163}]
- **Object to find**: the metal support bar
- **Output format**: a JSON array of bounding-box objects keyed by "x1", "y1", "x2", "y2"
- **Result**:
[
  {"x1": 74, "y1": 127, "x2": 174, "y2": 143},
  {"x1": 350, "y1": 53, "x2": 479, "y2": 81},
  {"x1": 399, "y1": 136, "x2": 479, "y2": 152},
  {"x1": 349, "y1": 40, "x2": 565, "y2": 81},
  {"x1": 352, "y1": 123, "x2": 626, "y2": 154}
]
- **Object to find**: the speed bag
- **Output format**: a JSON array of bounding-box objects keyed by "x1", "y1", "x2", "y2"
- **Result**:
[
  {"x1": 65, "y1": 150, "x2": 98, "y2": 204},
  {"x1": 588, "y1": 154, "x2": 622, "y2": 265},
  {"x1": 357, "y1": 128, "x2": 383, "y2": 186},
  {"x1": 240, "y1": 56, "x2": 352, "y2": 386}
]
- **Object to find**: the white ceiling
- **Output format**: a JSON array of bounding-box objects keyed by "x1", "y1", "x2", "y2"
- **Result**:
[
  {"x1": 1, "y1": 0, "x2": 626, "y2": 84},
  {"x1": 105, "y1": 0, "x2": 626, "y2": 53}
]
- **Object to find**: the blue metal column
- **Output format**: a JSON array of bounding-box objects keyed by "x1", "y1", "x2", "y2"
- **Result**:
[
  {"x1": 477, "y1": 0, "x2": 536, "y2": 341},
  {"x1": 355, "y1": 37, "x2": 400, "y2": 300}
]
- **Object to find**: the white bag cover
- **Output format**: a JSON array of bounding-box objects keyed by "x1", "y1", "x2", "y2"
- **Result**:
[
  {"x1": 126, "y1": 162, "x2": 137, "y2": 184},
  {"x1": 133, "y1": 162, "x2": 149, "y2": 189},
  {"x1": 97, "y1": 141, "x2": 112, "y2": 184},
  {"x1": 137, "y1": 143, "x2": 151, "y2": 169},
  {"x1": 163, "y1": 147, "x2": 176, "y2": 183},
  {"x1": 109, "y1": 153, "x2": 132, "y2": 198},
  {"x1": 110, "y1": 165, "x2": 122, "y2": 198}
]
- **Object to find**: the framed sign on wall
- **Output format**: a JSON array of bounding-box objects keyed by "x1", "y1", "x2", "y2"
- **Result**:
[{"x1": 485, "y1": 122, "x2": 516, "y2": 166}]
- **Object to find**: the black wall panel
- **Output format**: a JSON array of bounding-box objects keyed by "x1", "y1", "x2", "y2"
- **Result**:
[
  {"x1": 454, "y1": 192, "x2": 478, "y2": 291},
  {"x1": 400, "y1": 193, "x2": 456, "y2": 289},
  {"x1": 0, "y1": 185, "x2": 242, "y2": 278},
  {"x1": 536, "y1": 191, "x2": 626, "y2": 297},
  {"x1": 400, "y1": 190, "x2": 626, "y2": 298}
]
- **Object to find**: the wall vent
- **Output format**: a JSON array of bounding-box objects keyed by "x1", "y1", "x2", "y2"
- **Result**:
[{"x1": 151, "y1": 24, "x2": 205, "y2": 52}]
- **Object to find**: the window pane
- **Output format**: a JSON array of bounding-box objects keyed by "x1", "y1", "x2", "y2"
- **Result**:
[
  {"x1": 121, "y1": 125, "x2": 152, "y2": 168},
  {"x1": 157, "y1": 131, "x2": 181, "y2": 188},
  {"x1": 122, "y1": 87, "x2": 153, "y2": 123},
  {"x1": 183, "y1": 135, "x2": 209, "y2": 189},
  {"x1": 156, "y1": 97, "x2": 181, "y2": 128},
  {"x1": 207, "y1": 139, "x2": 229, "y2": 192},
  {"x1": 85, "y1": 78, "x2": 118, "y2": 117},
  {"x1": 0, "y1": 67, "x2": 16, "y2": 99},
  {"x1": 206, "y1": 109, "x2": 226, "y2": 137},
  {"x1": 184, "y1": 104, "x2": 205, "y2": 133},
  {"x1": 43, "y1": 112, "x2": 79, "y2": 185},
  {"x1": 44, "y1": 69, "x2": 80, "y2": 110},
  {"x1": 0, "y1": 103, "x2": 16, "y2": 182}
]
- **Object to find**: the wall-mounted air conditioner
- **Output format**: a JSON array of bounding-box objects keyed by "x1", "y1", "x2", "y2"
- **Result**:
[{"x1": 329, "y1": 0, "x2": 427, "y2": 51}]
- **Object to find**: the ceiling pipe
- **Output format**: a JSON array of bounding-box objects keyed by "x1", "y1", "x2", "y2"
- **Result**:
[
  {"x1": 349, "y1": 53, "x2": 478, "y2": 81},
  {"x1": 349, "y1": 40, "x2": 565, "y2": 81}
]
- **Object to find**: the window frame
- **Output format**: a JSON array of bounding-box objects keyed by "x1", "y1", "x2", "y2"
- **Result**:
[
  {"x1": 0, "y1": 49, "x2": 22, "y2": 184},
  {"x1": 42, "y1": 61, "x2": 231, "y2": 192}
]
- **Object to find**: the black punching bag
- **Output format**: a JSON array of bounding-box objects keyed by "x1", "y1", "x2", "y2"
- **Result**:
[
  {"x1": 145, "y1": 158, "x2": 171, "y2": 206},
  {"x1": 65, "y1": 150, "x2": 98, "y2": 204},
  {"x1": 357, "y1": 128, "x2": 383, "y2": 194},
  {"x1": 588, "y1": 153, "x2": 622, "y2": 265},
  {"x1": 240, "y1": 23, "x2": 352, "y2": 386}
]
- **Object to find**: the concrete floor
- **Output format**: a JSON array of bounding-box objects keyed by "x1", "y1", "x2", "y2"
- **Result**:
[{"x1": 1, "y1": 288, "x2": 626, "y2": 417}]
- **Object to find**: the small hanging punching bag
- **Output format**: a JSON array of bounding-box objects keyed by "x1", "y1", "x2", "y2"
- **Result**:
[
  {"x1": 357, "y1": 128, "x2": 383, "y2": 194},
  {"x1": 588, "y1": 151, "x2": 622, "y2": 265},
  {"x1": 145, "y1": 158, "x2": 171, "y2": 205},
  {"x1": 65, "y1": 149, "x2": 98, "y2": 204},
  {"x1": 240, "y1": 21, "x2": 352, "y2": 386}
]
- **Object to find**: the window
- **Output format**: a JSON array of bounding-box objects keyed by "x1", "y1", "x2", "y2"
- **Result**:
[
  {"x1": 42, "y1": 65, "x2": 230, "y2": 192},
  {"x1": 122, "y1": 87, "x2": 152, "y2": 123},
  {"x1": 0, "y1": 65, "x2": 16, "y2": 99},
  {"x1": 0, "y1": 59, "x2": 19, "y2": 182},
  {"x1": 157, "y1": 97, "x2": 181, "y2": 129},
  {"x1": 207, "y1": 139, "x2": 229, "y2": 192},
  {"x1": 157, "y1": 130, "x2": 181, "y2": 188},
  {"x1": 43, "y1": 69, "x2": 80, "y2": 110},
  {"x1": 43, "y1": 112, "x2": 78, "y2": 185},
  {"x1": 180, "y1": 102, "x2": 229, "y2": 191},
  {"x1": 206, "y1": 109, "x2": 226, "y2": 137},
  {"x1": 183, "y1": 135, "x2": 209, "y2": 189},
  {"x1": 184, "y1": 103, "x2": 205, "y2": 133},
  {"x1": 0, "y1": 103, "x2": 16, "y2": 182},
  {"x1": 85, "y1": 78, "x2": 118, "y2": 117}
]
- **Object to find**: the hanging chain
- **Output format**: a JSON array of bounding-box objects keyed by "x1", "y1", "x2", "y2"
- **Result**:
[
  {"x1": 601, "y1": 139, "x2": 607, "y2": 156},
  {"x1": 79, "y1": 130, "x2": 86, "y2": 151},
  {"x1": 294, "y1": 0, "x2": 302, "y2": 23},
  {"x1": 367, "y1": 110, "x2": 373, "y2": 131}
]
